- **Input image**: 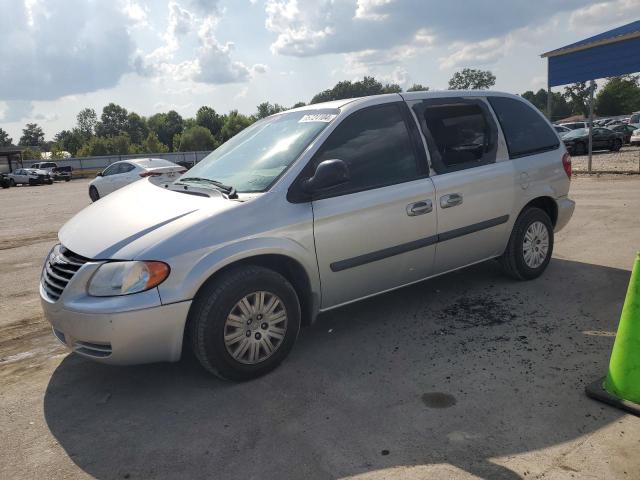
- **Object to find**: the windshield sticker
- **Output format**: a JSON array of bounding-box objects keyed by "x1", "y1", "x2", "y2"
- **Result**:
[{"x1": 299, "y1": 113, "x2": 337, "y2": 123}]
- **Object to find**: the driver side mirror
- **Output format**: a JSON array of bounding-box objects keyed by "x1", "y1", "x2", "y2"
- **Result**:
[{"x1": 303, "y1": 159, "x2": 350, "y2": 194}]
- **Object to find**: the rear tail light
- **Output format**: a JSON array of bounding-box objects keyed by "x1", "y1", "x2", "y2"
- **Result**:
[
  {"x1": 562, "y1": 152, "x2": 572, "y2": 179},
  {"x1": 139, "y1": 171, "x2": 162, "y2": 178}
]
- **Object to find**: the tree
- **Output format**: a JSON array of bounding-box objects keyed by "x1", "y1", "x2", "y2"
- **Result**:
[
  {"x1": 521, "y1": 88, "x2": 572, "y2": 120},
  {"x1": 77, "y1": 137, "x2": 111, "y2": 157},
  {"x1": 140, "y1": 132, "x2": 169, "y2": 153},
  {"x1": 563, "y1": 82, "x2": 595, "y2": 117},
  {"x1": 21, "y1": 147, "x2": 42, "y2": 160},
  {"x1": 291, "y1": 101, "x2": 306, "y2": 109},
  {"x1": 54, "y1": 129, "x2": 84, "y2": 156},
  {"x1": 310, "y1": 76, "x2": 402, "y2": 104},
  {"x1": 95, "y1": 103, "x2": 128, "y2": 137},
  {"x1": 220, "y1": 110, "x2": 254, "y2": 142},
  {"x1": 0, "y1": 128, "x2": 12, "y2": 147},
  {"x1": 178, "y1": 126, "x2": 216, "y2": 151},
  {"x1": 595, "y1": 76, "x2": 640, "y2": 116},
  {"x1": 256, "y1": 102, "x2": 286, "y2": 119},
  {"x1": 148, "y1": 110, "x2": 184, "y2": 151},
  {"x1": 196, "y1": 106, "x2": 224, "y2": 137},
  {"x1": 406, "y1": 83, "x2": 430, "y2": 92},
  {"x1": 110, "y1": 134, "x2": 131, "y2": 155},
  {"x1": 125, "y1": 112, "x2": 149, "y2": 145},
  {"x1": 19, "y1": 123, "x2": 45, "y2": 146},
  {"x1": 448, "y1": 68, "x2": 496, "y2": 90},
  {"x1": 50, "y1": 143, "x2": 68, "y2": 159},
  {"x1": 76, "y1": 108, "x2": 97, "y2": 137}
]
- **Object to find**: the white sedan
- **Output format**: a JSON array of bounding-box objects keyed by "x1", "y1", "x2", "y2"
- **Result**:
[{"x1": 88, "y1": 158, "x2": 187, "y2": 201}]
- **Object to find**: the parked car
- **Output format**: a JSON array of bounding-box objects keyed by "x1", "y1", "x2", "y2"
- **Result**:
[
  {"x1": 610, "y1": 123, "x2": 640, "y2": 144},
  {"x1": 31, "y1": 161, "x2": 73, "y2": 181},
  {"x1": 559, "y1": 121, "x2": 590, "y2": 130},
  {"x1": 0, "y1": 173, "x2": 10, "y2": 188},
  {"x1": 630, "y1": 127, "x2": 640, "y2": 146},
  {"x1": 8, "y1": 168, "x2": 53, "y2": 186},
  {"x1": 630, "y1": 112, "x2": 640, "y2": 124},
  {"x1": 554, "y1": 125, "x2": 572, "y2": 137},
  {"x1": 562, "y1": 127, "x2": 623, "y2": 155},
  {"x1": 88, "y1": 158, "x2": 187, "y2": 201},
  {"x1": 41, "y1": 91, "x2": 574, "y2": 380}
]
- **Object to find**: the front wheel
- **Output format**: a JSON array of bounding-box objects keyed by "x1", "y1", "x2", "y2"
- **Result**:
[
  {"x1": 9, "y1": 179, "x2": 15, "y2": 187},
  {"x1": 89, "y1": 185, "x2": 100, "y2": 202},
  {"x1": 500, "y1": 207, "x2": 554, "y2": 280},
  {"x1": 188, "y1": 266, "x2": 301, "y2": 381}
]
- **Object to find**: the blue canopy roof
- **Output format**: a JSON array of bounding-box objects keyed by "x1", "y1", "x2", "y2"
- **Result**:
[{"x1": 541, "y1": 21, "x2": 640, "y2": 87}]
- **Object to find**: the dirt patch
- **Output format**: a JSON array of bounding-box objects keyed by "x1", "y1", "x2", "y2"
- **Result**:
[
  {"x1": 422, "y1": 392, "x2": 457, "y2": 409},
  {"x1": 438, "y1": 295, "x2": 518, "y2": 328},
  {"x1": 0, "y1": 232, "x2": 59, "y2": 251}
]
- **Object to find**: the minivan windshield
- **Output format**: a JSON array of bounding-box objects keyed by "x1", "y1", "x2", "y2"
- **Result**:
[{"x1": 182, "y1": 109, "x2": 339, "y2": 193}]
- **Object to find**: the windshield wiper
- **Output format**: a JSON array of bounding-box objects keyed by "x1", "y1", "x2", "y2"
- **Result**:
[{"x1": 178, "y1": 177, "x2": 238, "y2": 199}]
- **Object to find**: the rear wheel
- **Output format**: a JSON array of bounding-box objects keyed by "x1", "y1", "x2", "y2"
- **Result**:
[
  {"x1": 574, "y1": 142, "x2": 586, "y2": 155},
  {"x1": 611, "y1": 139, "x2": 622, "y2": 151},
  {"x1": 188, "y1": 266, "x2": 301, "y2": 381},
  {"x1": 9, "y1": 179, "x2": 15, "y2": 187},
  {"x1": 89, "y1": 185, "x2": 100, "y2": 202},
  {"x1": 500, "y1": 207, "x2": 554, "y2": 280}
]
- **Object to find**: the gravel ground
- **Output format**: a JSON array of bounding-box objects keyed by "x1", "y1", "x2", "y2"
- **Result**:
[
  {"x1": 572, "y1": 145, "x2": 640, "y2": 173},
  {"x1": 1, "y1": 177, "x2": 639, "y2": 480}
]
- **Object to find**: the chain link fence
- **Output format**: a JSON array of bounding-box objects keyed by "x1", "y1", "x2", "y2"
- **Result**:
[{"x1": 21, "y1": 151, "x2": 212, "y2": 177}]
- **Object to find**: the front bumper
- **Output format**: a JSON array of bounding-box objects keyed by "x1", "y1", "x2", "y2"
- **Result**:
[
  {"x1": 40, "y1": 281, "x2": 191, "y2": 365},
  {"x1": 555, "y1": 196, "x2": 575, "y2": 233}
]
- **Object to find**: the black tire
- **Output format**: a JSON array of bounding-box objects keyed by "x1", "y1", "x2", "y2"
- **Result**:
[
  {"x1": 499, "y1": 207, "x2": 554, "y2": 281},
  {"x1": 188, "y1": 265, "x2": 301, "y2": 381},
  {"x1": 9, "y1": 179, "x2": 15, "y2": 187},
  {"x1": 574, "y1": 142, "x2": 586, "y2": 155},
  {"x1": 89, "y1": 185, "x2": 100, "y2": 202},
  {"x1": 611, "y1": 139, "x2": 622, "y2": 151},
  {"x1": 46, "y1": 179, "x2": 53, "y2": 185},
  {"x1": 64, "y1": 178, "x2": 71, "y2": 182}
]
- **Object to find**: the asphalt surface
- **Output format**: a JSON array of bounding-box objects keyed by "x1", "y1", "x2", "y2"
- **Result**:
[{"x1": 1, "y1": 177, "x2": 639, "y2": 480}]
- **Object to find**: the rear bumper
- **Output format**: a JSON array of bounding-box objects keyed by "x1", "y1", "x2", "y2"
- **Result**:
[
  {"x1": 41, "y1": 285, "x2": 191, "y2": 365},
  {"x1": 555, "y1": 196, "x2": 575, "y2": 233}
]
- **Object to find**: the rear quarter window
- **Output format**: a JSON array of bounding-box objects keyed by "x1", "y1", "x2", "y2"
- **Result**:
[{"x1": 488, "y1": 96, "x2": 559, "y2": 159}]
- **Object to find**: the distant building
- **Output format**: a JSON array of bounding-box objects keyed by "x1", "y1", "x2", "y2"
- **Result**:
[{"x1": 0, "y1": 146, "x2": 25, "y2": 174}]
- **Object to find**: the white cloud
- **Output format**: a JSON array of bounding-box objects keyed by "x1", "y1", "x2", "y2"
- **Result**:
[
  {"x1": 354, "y1": 0, "x2": 395, "y2": 21},
  {"x1": 121, "y1": 0, "x2": 149, "y2": 27},
  {"x1": 569, "y1": 0, "x2": 638, "y2": 32},
  {"x1": 0, "y1": 0, "x2": 135, "y2": 104},
  {"x1": 439, "y1": 37, "x2": 507, "y2": 70},
  {"x1": 0, "y1": 101, "x2": 34, "y2": 123}
]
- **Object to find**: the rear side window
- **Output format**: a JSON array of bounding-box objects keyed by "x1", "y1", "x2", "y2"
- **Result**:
[
  {"x1": 311, "y1": 103, "x2": 420, "y2": 195},
  {"x1": 489, "y1": 96, "x2": 559, "y2": 159},
  {"x1": 412, "y1": 98, "x2": 498, "y2": 173}
]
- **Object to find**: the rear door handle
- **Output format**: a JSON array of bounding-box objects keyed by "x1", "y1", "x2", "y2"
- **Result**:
[
  {"x1": 440, "y1": 193, "x2": 463, "y2": 209},
  {"x1": 406, "y1": 200, "x2": 433, "y2": 216}
]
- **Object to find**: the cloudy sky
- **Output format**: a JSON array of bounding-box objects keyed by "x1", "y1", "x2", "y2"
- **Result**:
[{"x1": 0, "y1": 0, "x2": 637, "y2": 141}]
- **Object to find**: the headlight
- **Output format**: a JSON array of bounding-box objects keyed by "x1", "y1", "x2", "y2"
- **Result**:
[{"x1": 88, "y1": 261, "x2": 170, "y2": 296}]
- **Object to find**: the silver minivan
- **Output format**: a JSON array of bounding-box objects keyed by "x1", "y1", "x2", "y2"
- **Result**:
[{"x1": 40, "y1": 91, "x2": 575, "y2": 380}]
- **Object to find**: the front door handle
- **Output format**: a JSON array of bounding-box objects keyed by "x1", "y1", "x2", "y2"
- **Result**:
[
  {"x1": 406, "y1": 200, "x2": 433, "y2": 216},
  {"x1": 440, "y1": 193, "x2": 463, "y2": 209}
]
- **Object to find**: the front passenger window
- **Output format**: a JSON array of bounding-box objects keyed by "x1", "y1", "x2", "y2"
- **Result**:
[{"x1": 311, "y1": 102, "x2": 420, "y2": 196}]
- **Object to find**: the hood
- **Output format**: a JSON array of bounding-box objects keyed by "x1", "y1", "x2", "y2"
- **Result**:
[{"x1": 59, "y1": 179, "x2": 234, "y2": 259}]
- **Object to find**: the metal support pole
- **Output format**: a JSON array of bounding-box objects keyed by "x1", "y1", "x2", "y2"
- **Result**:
[
  {"x1": 588, "y1": 79, "x2": 595, "y2": 175},
  {"x1": 546, "y1": 59, "x2": 553, "y2": 121}
]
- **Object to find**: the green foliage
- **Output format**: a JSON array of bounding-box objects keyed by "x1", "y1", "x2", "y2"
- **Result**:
[
  {"x1": 148, "y1": 110, "x2": 184, "y2": 151},
  {"x1": 0, "y1": 127, "x2": 12, "y2": 147},
  {"x1": 125, "y1": 112, "x2": 149, "y2": 144},
  {"x1": 141, "y1": 132, "x2": 169, "y2": 154},
  {"x1": 50, "y1": 144, "x2": 67, "y2": 159},
  {"x1": 291, "y1": 101, "x2": 306, "y2": 109},
  {"x1": 77, "y1": 137, "x2": 111, "y2": 157},
  {"x1": 563, "y1": 82, "x2": 595, "y2": 117},
  {"x1": 220, "y1": 110, "x2": 254, "y2": 142},
  {"x1": 407, "y1": 83, "x2": 430, "y2": 92},
  {"x1": 256, "y1": 102, "x2": 286, "y2": 119},
  {"x1": 448, "y1": 68, "x2": 496, "y2": 90},
  {"x1": 76, "y1": 108, "x2": 97, "y2": 137},
  {"x1": 310, "y1": 76, "x2": 402, "y2": 104},
  {"x1": 21, "y1": 147, "x2": 42, "y2": 160},
  {"x1": 521, "y1": 88, "x2": 572, "y2": 120},
  {"x1": 54, "y1": 129, "x2": 84, "y2": 156},
  {"x1": 196, "y1": 106, "x2": 224, "y2": 137},
  {"x1": 178, "y1": 126, "x2": 217, "y2": 151},
  {"x1": 95, "y1": 103, "x2": 128, "y2": 137},
  {"x1": 595, "y1": 76, "x2": 640, "y2": 116},
  {"x1": 19, "y1": 123, "x2": 45, "y2": 146}
]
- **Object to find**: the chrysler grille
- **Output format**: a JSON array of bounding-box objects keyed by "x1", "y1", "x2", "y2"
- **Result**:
[{"x1": 42, "y1": 245, "x2": 89, "y2": 301}]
